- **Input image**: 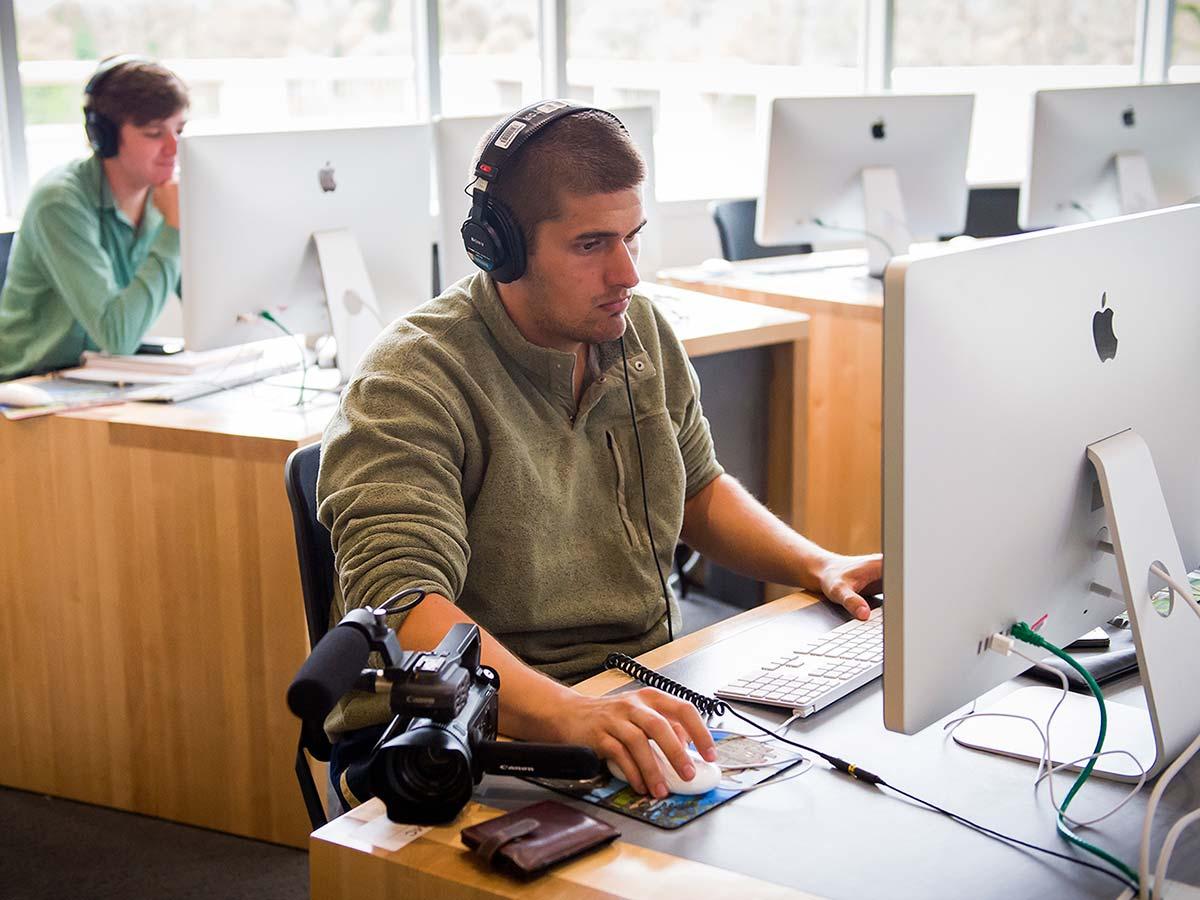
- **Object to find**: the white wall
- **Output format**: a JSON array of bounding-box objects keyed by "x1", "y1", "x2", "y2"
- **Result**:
[{"x1": 653, "y1": 197, "x2": 724, "y2": 271}]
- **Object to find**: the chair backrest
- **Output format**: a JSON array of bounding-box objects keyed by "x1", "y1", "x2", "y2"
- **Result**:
[
  {"x1": 284, "y1": 441, "x2": 337, "y2": 792},
  {"x1": 284, "y1": 441, "x2": 336, "y2": 651},
  {"x1": 709, "y1": 198, "x2": 812, "y2": 262},
  {"x1": 0, "y1": 230, "x2": 14, "y2": 294},
  {"x1": 963, "y1": 186, "x2": 1027, "y2": 238}
]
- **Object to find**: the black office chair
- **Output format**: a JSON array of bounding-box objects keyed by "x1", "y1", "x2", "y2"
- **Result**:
[
  {"x1": 962, "y1": 186, "x2": 1027, "y2": 238},
  {"x1": 283, "y1": 440, "x2": 337, "y2": 829},
  {"x1": 0, "y1": 230, "x2": 14, "y2": 294},
  {"x1": 708, "y1": 198, "x2": 812, "y2": 261}
]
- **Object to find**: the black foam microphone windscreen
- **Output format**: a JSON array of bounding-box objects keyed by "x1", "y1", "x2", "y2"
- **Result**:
[{"x1": 287, "y1": 625, "x2": 373, "y2": 723}]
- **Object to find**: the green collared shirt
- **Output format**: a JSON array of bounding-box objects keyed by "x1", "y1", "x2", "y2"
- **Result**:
[
  {"x1": 317, "y1": 273, "x2": 724, "y2": 736},
  {"x1": 0, "y1": 154, "x2": 180, "y2": 378}
]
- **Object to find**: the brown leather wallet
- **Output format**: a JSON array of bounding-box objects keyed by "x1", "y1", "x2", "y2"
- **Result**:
[{"x1": 460, "y1": 800, "x2": 619, "y2": 878}]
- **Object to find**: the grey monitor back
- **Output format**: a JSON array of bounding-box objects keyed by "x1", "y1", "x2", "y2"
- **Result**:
[
  {"x1": 1020, "y1": 82, "x2": 1200, "y2": 230},
  {"x1": 755, "y1": 94, "x2": 974, "y2": 248},
  {"x1": 181, "y1": 124, "x2": 434, "y2": 351},
  {"x1": 882, "y1": 204, "x2": 1200, "y2": 735}
]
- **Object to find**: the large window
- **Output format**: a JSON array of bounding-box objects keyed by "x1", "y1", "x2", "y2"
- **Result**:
[
  {"x1": 566, "y1": 0, "x2": 862, "y2": 200},
  {"x1": 892, "y1": 0, "x2": 1139, "y2": 183},
  {"x1": 1171, "y1": 2, "x2": 1200, "y2": 81},
  {"x1": 438, "y1": 0, "x2": 539, "y2": 116},
  {"x1": 2, "y1": 1, "x2": 1188, "y2": 210},
  {"x1": 16, "y1": 0, "x2": 418, "y2": 190}
]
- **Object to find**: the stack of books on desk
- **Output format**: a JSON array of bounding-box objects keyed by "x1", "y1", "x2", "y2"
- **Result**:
[{"x1": 65, "y1": 343, "x2": 266, "y2": 384}]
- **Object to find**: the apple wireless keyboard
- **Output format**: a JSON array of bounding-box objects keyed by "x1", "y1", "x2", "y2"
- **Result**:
[{"x1": 716, "y1": 607, "x2": 883, "y2": 717}]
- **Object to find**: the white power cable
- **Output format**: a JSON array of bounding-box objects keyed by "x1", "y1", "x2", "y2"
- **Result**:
[
  {"x1": 721, "y1": 756, "x2": 814, "y2": 792},
  {"x1": 946, "y1": 644, "x2": 1147, "y2": 830},
  {"x1": 1005, "y1": 648, "x2": 1148, "y2": 830},
  {"x1": 1139, "y1": 730, "x2": 1200, "y2": 899},
  {"x1": 1137, "y1": 565, "x2": 1200, "y2": 899},
  {"x1": 1147, "y1": 564, "x2": 1200, "y2": 623},
  {"x1": 1035, "y1": 752, "x2": 1147, "y2": 828},
  {"x1": 1153, "y1": 807, "x2": 1200, "y2": 898}
]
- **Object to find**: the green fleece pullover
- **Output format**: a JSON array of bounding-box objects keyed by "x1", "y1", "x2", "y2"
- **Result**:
[
  {"x1": 317, "y1": 273, "x2": 723, "y2": 736},
  {"x1": 0, "y1": 154, "x2": 179, "y2": 378}
]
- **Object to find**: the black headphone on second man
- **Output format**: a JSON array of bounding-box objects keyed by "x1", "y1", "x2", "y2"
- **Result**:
[
  {"x1": 83, "y1": 54, "x2": 151, "y2": 159},
  {"x1": 460, "y1": 100, "x2": 627, "y2": 284}
]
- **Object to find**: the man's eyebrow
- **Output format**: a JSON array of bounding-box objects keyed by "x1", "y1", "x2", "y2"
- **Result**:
[{"x1": 571, "y1": 219, "x2": 648, "y2": 241}]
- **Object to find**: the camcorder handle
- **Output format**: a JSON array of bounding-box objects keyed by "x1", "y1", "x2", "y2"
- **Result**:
[{"x1": 476, "y1": 740, "x2": 603, "y2": 779}]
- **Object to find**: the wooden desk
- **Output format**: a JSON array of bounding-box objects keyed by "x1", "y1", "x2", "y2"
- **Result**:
[
  {"x1": 309, "y1": 594, "x2": 825, "y2": 900},
  {"x1": 658, "y1": 253, "x2": 882, "y2": 555},
  {"x1": 0, "y1": 290, "x2": 807, "y2": 848},
  {"x1": 0, "y1": 382, "x2": 340, "y2": 848},
  {"x1": 311, "y1": 593, "x2": 1200, "y2": 900}
]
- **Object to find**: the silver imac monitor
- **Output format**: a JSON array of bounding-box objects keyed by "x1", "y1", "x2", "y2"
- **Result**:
[
  {"x1": 755, "y1": 94, "x2": 974, "y2": 276},
  {"x1": 180, "y1": 124, "x2": 434, "y2": 369},
  {"x1": 1020, "y1": 82, "x2": 1200, "y2": 230},
  {"x1": 433, "y1": 105, "x2": 661, "y2": 291},
  {"x1": 882, "y1": 204, "x2": 1200, "y2": 780}
]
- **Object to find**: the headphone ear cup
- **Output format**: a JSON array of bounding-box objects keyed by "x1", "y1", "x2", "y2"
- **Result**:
[
  {"x1": 85, "y1": 109, "x2": 119, "y2": 158},
  {"x1": 461, "y1": 211, "x2": 508, "y2": 279},
  {"x1": 486, "y1": 200, "x2": 526, "y2": 284}
]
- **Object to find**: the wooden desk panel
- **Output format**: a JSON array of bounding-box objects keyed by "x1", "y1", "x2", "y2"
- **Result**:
[
  {"x1": 311, "y1": 797, "x2": 820, "y2": 900},
  {"x1": 658, "y1": 259, "x2": 882, "y2": 555},
  {"x1": 0, "y1": 386, "x2": 337, "y2": 847}
]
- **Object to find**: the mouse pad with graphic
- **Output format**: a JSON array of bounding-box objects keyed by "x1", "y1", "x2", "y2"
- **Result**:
[{"x1": 526, "y1": 729, "x2": 808, "y2": 829}]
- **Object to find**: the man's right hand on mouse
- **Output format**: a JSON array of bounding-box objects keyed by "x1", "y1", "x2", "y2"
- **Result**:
[{"x1": 551, "y1": 689, "x2": 718, "y2": 799}]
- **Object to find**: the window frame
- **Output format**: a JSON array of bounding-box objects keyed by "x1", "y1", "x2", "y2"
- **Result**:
[{"x1": 0, "y1": 0, "x2": 1179, "y2": 212}]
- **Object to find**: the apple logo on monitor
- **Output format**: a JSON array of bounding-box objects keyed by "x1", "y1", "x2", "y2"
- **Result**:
[
  {"x1": 1122, "y1": 106, "x2": 1136, "y2": 128},
  {"x1": 871, "y1": 119, "x2": 886, "y2": 140},
  {"x1": 1093, "y1": 292, "x2": 1118, "y2": 362},
  {"x1": 319, "y1": 161, "x2": 337, "y2": 193}
]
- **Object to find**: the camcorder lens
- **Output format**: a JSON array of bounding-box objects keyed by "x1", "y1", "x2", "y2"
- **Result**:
[
  {"x1": 374, "y1": 742, "x2": 474, "y2": 824},
  {"x1": 402, "y1": 746, "x2": 466, "y2": 796}
]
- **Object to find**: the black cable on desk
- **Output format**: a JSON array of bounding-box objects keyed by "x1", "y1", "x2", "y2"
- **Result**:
[
  {"x1": 721, "y1": 704, "x2": 1138, "y2": 893},
  {"x1": 603, "y1": 654, "x2": 1138, "y2": 893}
]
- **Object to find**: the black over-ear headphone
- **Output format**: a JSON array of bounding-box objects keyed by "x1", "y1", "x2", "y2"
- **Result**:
[
  {"x1": 83, "y1": 54, "x2": 151, "y2": 159},
  {"x1": 460, "y1": 99, "x2": 626, "y2": 284}
]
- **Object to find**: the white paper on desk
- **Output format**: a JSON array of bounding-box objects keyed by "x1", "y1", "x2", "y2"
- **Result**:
[
  {"x1": 351, "y1": 815, "x2": 431, "y2": 852},
  {"x1": 0, "y1": 378, "x2": 136, "y2": 419},
  {"x1": 60, "y1": 357, "x2": 288, "y2": 386},
  {"x1": 59, "y1": 366, "x2": 196, "y2": 385},
  {"x1": 80, "y1": 342, "x2": 264, "y2": 376}
]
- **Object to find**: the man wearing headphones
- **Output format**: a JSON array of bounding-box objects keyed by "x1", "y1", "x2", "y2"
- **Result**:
[
  {"x1": 0, "y1": 56, "x2": 188, "y2": 379},
  {"x1": 318, "y1": 101, "x2": 881, "y2": 806}
]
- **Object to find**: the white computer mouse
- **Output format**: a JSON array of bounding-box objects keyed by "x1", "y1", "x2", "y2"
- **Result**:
[
  {"x1": 0, "y1": 381, "x2": 56, "y2": 408},
  {"x1": 606, "y1": 740, "x2": 722, "y2": 796},
  {"x1": 698, "y1": 256, "x2": 735, "y2": 277}
]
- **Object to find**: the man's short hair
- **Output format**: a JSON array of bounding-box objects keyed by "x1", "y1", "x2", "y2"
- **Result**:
[
  {"x1": 90, "y1": 57, "x2": 189, "y2": 128},
  {"x1": 473, "y1": 109, "x2": 646, "y2": 252}
]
